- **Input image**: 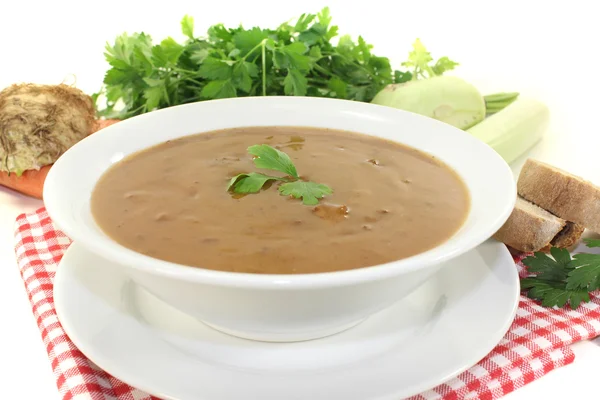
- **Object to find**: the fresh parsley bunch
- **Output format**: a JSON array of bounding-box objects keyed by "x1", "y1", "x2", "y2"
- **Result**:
[
  {"x1": 94, "y1": 7, "x2": 456, "y2": 119},
  {"x1": 521, "y1": 239, "x2": 600, "y2": 309}
]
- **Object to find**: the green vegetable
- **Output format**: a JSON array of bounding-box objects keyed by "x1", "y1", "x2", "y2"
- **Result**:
[
  {"x1": 370, "y1": 39, "x2": 518, "y2": 130},
  {"x1": 228, "y1": 144, "x2": 332, "y2": 205},
  {"x1": 0, "y1": 83, "x2": 97, "y2": 175},
  {"x1": 467, "y1": 98, "x2": 549, "y2": 164},
  {"x1": 520, "y1": 242, "x2": 600, "y2": 309},
  {"x1": 483, "y1": 92, "x2": 519, "y2": 115},
  {"x1": 371, "y1": 75, "x2": 487, "y2": 130},
  {"x1": 95, "y1": 7, "x2": 416, "y2": 119}
]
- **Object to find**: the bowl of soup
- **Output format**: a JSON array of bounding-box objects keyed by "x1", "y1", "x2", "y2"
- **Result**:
[{"x1": 44, "y1": 96, "x2": 516, "y2": 342}]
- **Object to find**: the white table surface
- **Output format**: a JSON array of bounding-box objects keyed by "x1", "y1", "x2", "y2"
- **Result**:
[{"x1": 1, "y1": 0, "x2": 598, "y2": 398}]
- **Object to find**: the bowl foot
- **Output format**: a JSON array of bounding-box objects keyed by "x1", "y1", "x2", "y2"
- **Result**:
[{"x1": 200, "y1": 318, "x2": 367, "y2": 343}]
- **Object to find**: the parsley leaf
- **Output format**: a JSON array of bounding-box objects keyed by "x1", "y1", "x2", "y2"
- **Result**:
[
  {"x1": 521, "y1": 278, "x2": 590, "y2": 309},
  {"x1": 279, "y1": 181, "x2": 333, "y2": 205},
  {"x1": 566, "y1": 254, "x2": 600, "y2": 291},
  {"x1": 198, "y1": 58, "x2": 233, "y2": 80},
  {"x1": 247, "y1": 144, "x2": 299, "y2": 178},
  {"x1": 232, "y1": 62, "x2": 258, "y2": 93},
  {"x1": 227, "y1": 172, "x2": 283, "y2": 193},
  {"x1": 181, "y1": 15, "x2": 195, "y2": 40},
  {"x1": 200, "y1": 80, "x2": 236, "y2": 99},
  {"x1": 522, "y1": 248, "x2": 573, "y2": 281},
  {"x1": 284, "y1": 69, "x2": 308, "y2": 96},
  {"x1": 233, "y1": 28, "x2": 269, "y2": 56},
  {"x1": 228, "y1": 144, "x2": 332, "y2": 205},
  {"x1": 584, "y1": 238, "x2": 600, "y2": 248},
  {"x1": 151, "y1": 38, "x2": 185, "y2": 67},
  {"x1": 521, "y1": 244, "x2": 600, "y2": 309}
]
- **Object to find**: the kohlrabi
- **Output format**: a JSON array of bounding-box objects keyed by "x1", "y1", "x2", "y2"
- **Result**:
[{"x1": 372, "y1": 39, "x2": 495, "y2": 129}]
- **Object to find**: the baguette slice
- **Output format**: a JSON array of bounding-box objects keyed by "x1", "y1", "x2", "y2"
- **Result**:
[
  {"x1": 518, "y1": 159, "x2": 600, "y2": 233},
  {"x1": 493, "y1": 196, "x2": 566, "y2": 252},
  {"x1": 539, "y1": 222, "x2": 585, "y2": 252}
]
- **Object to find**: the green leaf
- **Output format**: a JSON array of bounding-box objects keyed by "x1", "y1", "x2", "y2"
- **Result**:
[
  {"x1": 401, "y1": 38, "x2": 434, "y2": 79},
  {"x1": 308, "y1": 45, "x2": 322, "y2": 59},
  {"x1": 327, "y1": 77, "x2": 347, "y2": 98},
  {"x1": 298, "y1": 24, "x2": 327, "y2": 46},
  {"x1": 283, "y1": 43, "x2": 310, "y2": 72},
  {"x1": 584, "y1": 238, "x2": 600, "y2": 248},
  {"x1": 317, "y1": 6, "x2": 332, "y2": 27},
  {"x1": 567, "y1": 291, "x2": 592, "y2": 309},
  {"x1": 551, "y1": 247, "x2": 572, "y2": 267},
  {"x1": 142, "y1": 78, "x2": 165, "y2": 110},
  {"x1": 432, "y1": 56, "x2": 459, "y2": 75},
  {"x1": 181, "y1": 15, "x2": 195, "y2": 39},
  {"x1": 233, "y1": 28, "x2": 269, "y2": 56},
  {"x1": 200, "y1": 80, "x2": 236, "y2": 99},
  {"x1": 566, "y1": 253, "x2": 600, "y2": 291},
  {"x1": 198, "y1": 57, "x2": 233, "y2": 80},
  {"x1": 227, "y1": 172, "x2": 283, "y2": 193},
  {"x1": 357, "y1": 36, "x2": 371, "y2": 62},
  {"x1": 232, "y1": 61, "x2": 258, "y2": 93},
  {"x1": 247, "y1": 144, "x2": 299, "y2": 178},
  {"x1": 284, "y1": 69, "x2": 308, "y2": 96},
  {"x1": 151, "y1": 37, "x2": 185, "y2": 67},
  {"x1": 207, "y1": 24, "x2": 233, "y2": 42},
  {"x1": 143, "y1": 85, "x2": 163, "y2": 111},
  {"x1": 394, "y1": 70, "x2": 413, "y2": 83},
  {"x1": 279, "y1": 181, "x2": 333, "y2": 205},
  {"x1": 522, "y1": 251, "x2": 573, "y2": 281},
  {"x1": 103, "y1": 67, "x2": 139, "y2": 86},
  {"x1": 325, "y1": 25, "x2": 339, "y2": 40},
  {"x1": 293, "y1": 13, "x2": 316, "y2": 32},
  {"x1": 104, "y1": 33, "x2": 150, "y2": 67},
  {"x1": 132, "y1": 45, "x2": 154, "y2": 75},
  {"x1": 265, "y1": 38, "x2": 276, "y2": 51},
  {"x1": 273, "y1": 49, "x2": 289, "y2": 69},
  {"x1": 285, "y1": 41, "x2": 308, "y2": 55},
  {"x1": 190, "y1": 48, "x2": 209, "y2": 64},
  {"x1": 521, "y1": 278, "x2": 590, "y2": 310}
]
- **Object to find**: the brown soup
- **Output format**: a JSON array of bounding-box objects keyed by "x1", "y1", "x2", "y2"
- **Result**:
[{"x1": 91, "y1": 127, "x2": 470, "y2": 274}]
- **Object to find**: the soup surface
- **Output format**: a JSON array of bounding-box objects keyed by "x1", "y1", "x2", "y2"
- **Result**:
[{"x1": 91, "y1": 127, "x2": 470, "y2": 274}]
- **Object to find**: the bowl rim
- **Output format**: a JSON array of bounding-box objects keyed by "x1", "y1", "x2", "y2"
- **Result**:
[{"x1": 44, "y1": 96, "x2": 517, "y2": 289}]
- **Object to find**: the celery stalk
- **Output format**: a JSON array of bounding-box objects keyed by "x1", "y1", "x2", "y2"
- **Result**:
[{"x1": 466, "y1": 98, "x2": 549, "y2": 164}]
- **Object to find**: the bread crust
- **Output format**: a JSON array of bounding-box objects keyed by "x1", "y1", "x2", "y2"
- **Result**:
[
  {"x1": 518, "y1": 159, "x2": 600, "y2": 233},
  {"x1": 493, "y1": 196, "x2": 566, "y2": 252},
  {"x1": 539, "y1": 222, "x2": 585, "y2": 253}
]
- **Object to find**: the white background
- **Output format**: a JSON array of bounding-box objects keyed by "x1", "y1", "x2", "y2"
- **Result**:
[{"x1": 1, "y1": 0, "x2": 599, "y2": 398}]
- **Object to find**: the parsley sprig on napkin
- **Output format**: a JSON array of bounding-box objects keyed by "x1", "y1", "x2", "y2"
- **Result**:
[{"x1": 521, "y1": 239, "x2": 600, "y2": 309}]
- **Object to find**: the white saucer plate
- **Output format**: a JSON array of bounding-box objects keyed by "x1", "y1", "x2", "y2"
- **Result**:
[{"x1": 55, "y1": 240, "x2": 519, "y2": 400}]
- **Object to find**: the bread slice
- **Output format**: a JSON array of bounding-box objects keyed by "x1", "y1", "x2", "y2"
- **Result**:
[
  {"x1": 518, "y1": 159, "x2": 600, "y2": 233},
  {"x1": 493, "y1": 196, "x2": 566, "y2": 252},
  {"x1": 539, "y1": 222, "x2": 586, "y2": 252}
]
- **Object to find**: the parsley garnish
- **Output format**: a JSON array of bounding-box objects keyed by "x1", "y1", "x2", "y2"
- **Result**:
[
  {"x1": 279, "y1": 181, "x2": 333, "y2": 206},
  {"x1": 521, "y1": 243, "x2": 600, "y2": 309},
  {"x1": 94, "y1": 8, "x2": 458, "y2": 119},
  {"x1": 227, "y1": 144, "x2": 332, "y2": 205},
  {"x1": 247, "y1": 144, "x2": 298, "y2": 178}
]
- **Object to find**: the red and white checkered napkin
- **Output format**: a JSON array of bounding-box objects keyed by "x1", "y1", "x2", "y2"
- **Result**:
[{"x1": 13, "y1": 208, "x2": 600, "y2": 400}]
